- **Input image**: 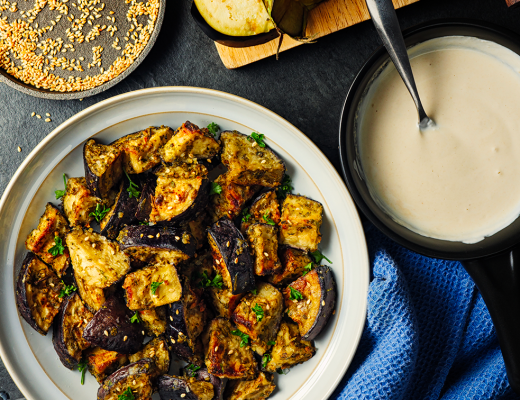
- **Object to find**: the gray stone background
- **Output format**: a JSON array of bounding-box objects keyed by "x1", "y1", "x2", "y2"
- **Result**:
[{"x1": 1, "y1": 0, "x2": 520, "y2": 398}]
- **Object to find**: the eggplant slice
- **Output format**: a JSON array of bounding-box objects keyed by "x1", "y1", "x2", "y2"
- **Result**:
[
  {"x1": 97, "y1": 359, "x2": 155, "y2": 400},
  {"x1": 220, "y1": 131, "x2": 285, "y2": 188},
  {"x1": 246, "y1": 223, "x2": 282, "y2": 276},
  {"x1": 207, "y1": 287, "x2": 244, "y2": 320},
  {"x1": 129, "y1": 337, "x2": 170, "y2": 376},
  {"x1": 25, "y1": 202, "x2": 71, "y2": 277},
  {"x1": 223, "y1": 371, "x2": 276, "y2": 400},
  {"x1": 16, "y1": 252, "x2": 63, "y2": 335},
  {"x1": 52, "y1": 292, "x2": 94, "y2": 369},
  {"x1": 157, "y1": 375, "x2": 215, "y2": 400},
  {"x1": 85, "y1": 346, "x2": 129, "y2": 384},
  {"x1": 240, "y1": 190, "x2": 280, "y2": 234},
  {"x1": 268, "y1": 246, "x2": 313, "y2": 286},
  {"x1": 83, "y1": 296, "x2": 145, "y2": 354},
  {"x1": 83, "y1": 139, "x2": 124, "y2": 200},
  {"x1": 62, "y1": 177, "x2": 103, "y2": 227},
  {"x1": 100, "y1": 178, "x2": 139, "y2": 239},
  {"x1": 207, "y1": 218, "x2": 255, "y2": 294},
  {"x1": 283, "y1": 265, "x2": 336, "y2": 341}
]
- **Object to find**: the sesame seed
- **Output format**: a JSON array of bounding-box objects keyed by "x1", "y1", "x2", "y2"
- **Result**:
[
  {"x1": 156, "y1": 233, "x2": 160, "y2": 238},
  {"x1": 171, "y1": 338, "x2": 176, "y2": 344},
  {"x1": 322, "y1": 300, "x2": 325, "y2": 306},
  {"x1": 234, "y1": 258, "x2": 238, "y2": 264},
  {"x1": 148, "y1": 235, "x2": 154, "y2": 238},
  {"x1": 180, "y1": 395, "x2": 185, "y2": 398},
  {"x1": 142, "y1": 331, "x2": 145, "y2": 335},
  {"x1": 31, "y1": 112, "x2": 35, "y2": 117},
  {"x1": 226, "y1": 241, "x2": 230, "y2": 247},
  {"x1": 266, "y1": 304, "x2": 270, "y2": 310},
  {"x1": 17, "y1": 146, "x2": 21, "y2": 152},
  {"x1": 123, "y1": 336, "x2": 127, "y2": 341},
  {"x1": 36, "y1": 114, "x2": 41, "y2": 119},
  {"x1": 228, "y1": 350, "x2": 233, "y2": 355},
  {"x1": 214, "y1": 346, "x2": 218, "y2": 352},
  {"x1": 261, "y1": 160, "x2": 266, "y2": 164},
  {"x1": 140, "y1": 234, "x2": 144, "y2": 238},
  {"x1": 170, "y1": 316, "x2": 173, "y2": 321},
  {"x1": 176, "y1": 309, "x2": 179, "y2": 315},
  {"x1": 45, "y1": 118, "x2": 51, "y2": 122},
  {"x1": 45, "y1": 113, "x2": 50, "y2": 117},
  {"x1": 175, "y1": 236, "x2": 180, "y2": 240},
  {"x1": 104, "y1": 330, "x2": 108, "y2": 336}
]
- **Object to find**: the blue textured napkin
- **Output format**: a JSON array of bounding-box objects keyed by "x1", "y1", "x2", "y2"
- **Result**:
[{"x1": 331, "y1": 222, "x2": 520, "y2": 400}]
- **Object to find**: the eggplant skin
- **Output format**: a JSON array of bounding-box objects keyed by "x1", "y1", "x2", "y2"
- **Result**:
[
  {"x1": 157, "y1": 375, "x2": 215, "y2": 400},
  {"x1": 135, "y1": 173, "x2": 157, "y2": 222},
  {"x1": 129, "y1": 337, "x2": 170, "y2": 377},
  {"x1": 16, "y1": 252, "x2": 63, "y2": 335},
  {"x1": 207, "y1": 218, "x2": 255, "y2": 294},
  {"x1": 97, "y1": 359, "x2": 155, "y2": 400},
  {"x1": 83, "y1": 296, "x2": 145, "y2": 354},
  {"x1": 100, "y1": 178, "x2": 139, "y2": 239},
  {"x1": 180, "y1": 367, "x2": 223, "y2": 400},
  {"x1": 52, "y1": 292, "x2": 94, "y2": 370},
  {"x1": 283, "y1": 265, "x2": 336, "y2": 341}
]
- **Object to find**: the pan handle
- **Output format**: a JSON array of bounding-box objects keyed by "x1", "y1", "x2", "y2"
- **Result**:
[{"x1": 463, "y1": 244, "x2": 520, "y2": 394}]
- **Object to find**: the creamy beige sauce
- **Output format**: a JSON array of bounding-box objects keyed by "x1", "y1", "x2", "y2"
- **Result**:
[{"x1": 358, "y1": 37, "x2": 520, "y2": 243}]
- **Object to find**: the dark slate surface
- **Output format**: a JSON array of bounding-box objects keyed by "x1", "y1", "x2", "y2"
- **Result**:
[{"x1": 1, "y1": 0, "x2": 520, "y2": 397}]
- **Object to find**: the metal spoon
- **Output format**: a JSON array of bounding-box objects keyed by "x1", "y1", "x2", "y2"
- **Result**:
[{"x1": 365, "y1": 0, "x2": 435, "y2": 130}]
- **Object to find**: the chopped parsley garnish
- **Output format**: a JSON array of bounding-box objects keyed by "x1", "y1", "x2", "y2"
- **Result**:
[
  {"x1": 267, "y1": 340, "x2": 276, "y2": 346},
  {"x1": 289, "y1": 286, "x2": 303, "y2": 301},
  {"x1": 241, "y1": 207, "x2": 251, "y2": 223},
  {"x1": 251, "y1": 289, "x2": 257, "y2": 295},
  {"x1": 249, "y1": 132, "x2": 266, "y2": 148},
  {"x1": 185, "y1": 364, "x2": 201, "y2": 377},
  {"x1": 89, "y1": 203, "x2": 110, "y2": 222},
  {"x1": 207, "y1": 122, "x2": 220, "y2": 137},
  {"x1": 130, "y1": 311, "x2": 141, "y2": 324},
  {"x1": 302, "y1": 262, "x2": 313, "y2": 276},
  {"x1": 210, "y1": 182, "x2": 222, "y2": 195},
  {"x1": 311, "y1": 250, "x2": 332, "y2": 264},
  {"x1": 231, "y1": 330, "x2": 250, "y2": 347},
  {"x1": 48, "y1": 236, "x2": 65, "y2": 256},
  {"x1": 277, "y1": 368, "x2": 289, "y2": 375},
  {"x1": 118, "y1": 387, "x2": 135, "y2": 400},
  {"x1": 276, "y1": 174, "x2": 293, "y2": 199},
  {"x1": 55, "y1": 173, "x2": 67, "y2": 200},
  {"x1": 199, "y1": 271, "x2": 223, "y2": 289},
  {"x1": 252, "y1": 303, "x2": 264, "y2": 322},
  {"x1": 125, "y1": 171, "x2": 141, "y2": 198},
  {"x1": 262, "y1": 353, "x2": 271, "y2": 369},
  {"x1": 262, "y1": 212, "x2": 276, "y2": 226},
  {"x1": 78, "y1": 358, "x2": 88, "y2": 385},
  {"x1": 59, "y1": 281, "x2": 77, "y2": 298},
  {"x1": 151, "y1": 281, "x2": 163, "y2": 295},
  {"x1": 139, "y1": 221, "x2": 149, "y2": 226}
]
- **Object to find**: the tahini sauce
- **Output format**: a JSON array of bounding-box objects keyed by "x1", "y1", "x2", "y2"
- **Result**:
[{"x1": 358, "y1": 37, "x2": 520, "y2": 243}]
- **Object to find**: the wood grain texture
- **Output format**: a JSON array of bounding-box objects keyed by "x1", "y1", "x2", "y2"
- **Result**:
[
  {"x1": 215, "y1": 0, "x2": 419, "y2": 69},
  {"x1": 505, "y1": 0, "x2": 520, "y2": 8}
]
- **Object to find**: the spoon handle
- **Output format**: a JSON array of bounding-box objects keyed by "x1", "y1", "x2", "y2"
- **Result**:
[{"x1": 365, "y1": 0, "x2": 429, "y2": 125}]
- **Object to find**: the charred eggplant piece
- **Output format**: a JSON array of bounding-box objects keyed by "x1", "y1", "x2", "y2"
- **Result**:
[
  {"x1": 181, "y1": 366, "x2": 223, "y2": 400},
  {"x1": 16, "y1": 253, "x2": 63, "y2": 335},
  {"x1": 97, "y1": 359, "x2": 155, "y2": 400},
  {"x1": 185, "y1": 212, "x2": 210, "y2": 250},
  {"x1": 279, "y1": 194, "x2": 323, "y2": 252},
  {"x1": 204, "y1": 317, "x2": 257, "y2": 379},
  {"x1": 207, "y1": 287, "x2": 244, "y2": 320},
  {"x1": 62, "y1": 177, "x2": 103, "y2": 227},
  {"x1": 83, "y1": 139, "x2": 123, "y2": 199},
  {"x1": 83, "y1": 296, "x2": 145, "y2": 354},
  {"x1": 100, "y1": 178, "x2": 139, "y2": 239},
  {"x1": 220, "y1": 131, "x2": 285, "y2": 188},
  {"x1": 268, "y1": 247, "x2": 313, "y2": 286},
  {"x1": 157, "y1": 374, "x2": 215, "y2": 400},
  {"x1": 246, "y1": 223, "x2": 282, "y2": 276},
  {"x1": 112, "y1": 126, "x2": 174, "y2": 174},
  {"x1": 85, "y1": 347, "x2": 129, "y2": 383},
  {"x1": 207, "y1": 218, "x2": 255, "y2": 294},
  {"x1": 118, "y1": 225, "x2": 196, "y2": 265},
  {"x1": 264, "y1": 321, "x2": 315, "y2": 373},
  {"x1": 138, "y1": 306, "x2": 167, "y2": 337},
  {"x1": 135, "y1": 173, "x2": 157, "y2": 222},
  {"x1": 52, "y1": 292, "x2": 94, "y2": 369},
  {"x1": 240, "y1": 190, "x2": 280, "y2": 234},
  {"x1": 180, "y1": 250, "x2": 213, "y2": 286},
  {"x1": 223, "y1": 372, "x2": 275, "y2": 400},
  {"x1": 129, "y1": 337, "x2": 170, "y2": 376},
  {"x1": 283, "y1": 266, "x2": 336, "y2": 341}
]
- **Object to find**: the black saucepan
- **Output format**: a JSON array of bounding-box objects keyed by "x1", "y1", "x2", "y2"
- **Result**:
[{"x1": 339, "y1": 19, "x2": 520, "y2": 393}]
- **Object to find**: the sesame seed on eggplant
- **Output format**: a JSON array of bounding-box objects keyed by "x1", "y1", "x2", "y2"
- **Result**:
[{"x1": 97, "y1": 359, "x2": 155, "y2": 400}]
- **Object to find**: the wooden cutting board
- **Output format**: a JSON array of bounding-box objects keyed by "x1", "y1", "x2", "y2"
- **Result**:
[{"x1": 215, "y1": 0, "x2": 419, "y2": 69}]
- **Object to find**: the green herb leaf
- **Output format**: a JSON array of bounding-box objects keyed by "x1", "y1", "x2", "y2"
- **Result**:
[
  {"x1": 302, "y1": 262, "x2": 313, "y2": 276},
  {"x1": 241, "y1": 207, "x2": 251, "y2": 223},
  {"x1": 130, "y1": 311, "x2": 141, "y2": 324},
  {"x1": 139, "y1": 221, "x2": 149, "y2": 226},
  {"x1": 251, "y1": 289, "x2": 257, "y2": 295},
  {"x1": 262, "y1": 353, "x2": 271, "y2": 369},
  {"x1": 262, "y1": 212, "x2": 275, "y2": 226},
  {"x1": 185, "y1": 364, "x2": 201, "y2": 377},
  {"x1": 48, "y1": 236, "x2": 65, "y2": 256},
  {"x1": 59, "y1": 281, "x2": 77, "y2": 298},
  {"x1": 249, "y1": 132, "x2": 266, "y2": 148},
  {"x1": 231, "y1": 329, "x2": 249, "y2": 347},
  {"x1": 150, "y1": 281, "x2": 163, "y2": 295},
  {"x1": 207, "y1": 122, "x2": 220, "y2": 136},
  {"x1": 78, "y1": 358, "x2": 88, "y2": 385},
  {"x1": 210, "y1": 182, "x2": 222, "y2": 195},
  {"x1": 289, "y1": 286, "x2": 303, "y2": 301},
  {"x1": 276, "y1": 174, "x2": 293, "y2": 200},
  {"x1": 55, "y1": 173, "x2": 67, "y2": 200},
  {"x1": 277, "y1": 368, "x2": 289, "y2": 375},
  {"x1": 267, "y1": 340, "x2": 276, "y2": 346},
  {"x1": 125, "y1": 171, "x2": 141, "y2": 198},
  {"x1": 199, "y1": 271, "x2": 223, "y2": 289},
  {"x1": 252, "y1": 303, "x2": 264, "y2": 322},
  {"x1": 311, "y1": 250, "x2": 332, "y2": 264},
  {"x1": 89, "y1": 203, "x2": 110, "y2": 222},
  {"x1": 118, "y1": 387, "x2": 135, "y2": 400}
]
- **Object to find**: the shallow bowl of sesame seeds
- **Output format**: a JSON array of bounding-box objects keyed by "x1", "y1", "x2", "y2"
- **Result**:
[{"x1": 0, "y1": 0, "x2": 164, "y2": 99}]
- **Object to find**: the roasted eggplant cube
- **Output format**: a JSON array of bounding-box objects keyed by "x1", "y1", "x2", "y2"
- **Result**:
[
  {"x1": 186, "y1": 211, "x2": 210, "y2": 250},
  {"x1": 240, "y1": 190, "x2": 280, "y2": 234},
  {"x1": 83, "y1": 296, "x2": 145, "y2": 354},
  {"x1": 157, "y1": 375, "x2": 215, "y2": 400},
  {"x1": 204, "y1": 317, "x2": 257, "y2": 379},
  {"x1": 100, "y1": 179, "x2": 139, "y2": 239},
  {"x1": 220, "y1": 131, "x2": 285, "y2": 188},
  {"x1": 279, "y1": 194, "x2": 323, "y2": 252},
  {"x1": 138, "y1": 306, "x2": 167, "y2": 337},
  {"x1": 283, "y1": 266, "x2": 336, "y2": 341},
  {"x1": 16, "y1": 252, "x2": 63, "y2": 335},
  {"x1": 25, "y1": 202, "x2": 70, "y2": 277},
  {"x1": 223, "y1": 372, "x2": 276, "y2": 400},
  {"x1": 180, "y1": 250, "x2": 213, "y2": 287},
  {"x1": 209, "y1": 173, "x2": 260, "y2": 223},
  {"x1": 84, "y1": 139, "x2": 124, "y2": 199},
  {"x1": 208, "y1": 218, "x2": 255, "y2": 294},
  {"x1": 52, "y1": 292, "x2": 94, "y2": 369},
  {"x1": 113, "y1": 126, "x2": 174, "y2": 174},
  {"x1": 85, "y1": 346, "x2": 129, "y2": 383},
  {"x1": 97, "y1": 359, "x2": 155, "y2": 400},
  {"x1": 123, "y1": 262, "x2": 183, "y2": 310},
  {"x1": 160, "y1": 121, "x2": 221, "y2": 165},
  {"x1": 180, "y1": 367, "x2": 223, "y2": 400},
  {"x1": 129, "y1": 337, "x2": 170, "y2": 376},
  {"x1": 62, "y1": 177, "x2": 103, "y2": 227},
  {"x1": 232, "y1": 282, "x2": 283, "y2": 356},
  {"x1": 207, "y1": 287, "x2": 244, "y2": 320},
  {"x1": 268, "y1": 247, "x2": 312, "y2": 286},
  {"x1": 246, "y1": 223, "x2": 282, "y2": 276},
  {"x1": 264, "y1": 321, "x2": 315, "y2": 373},
  {"x1": 118, "y1": 225, "x2": 196, "y2": 265}
]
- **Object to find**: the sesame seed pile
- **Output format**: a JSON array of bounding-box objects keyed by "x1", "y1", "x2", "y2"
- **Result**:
[{"x1": 0, "y1": 0, "x2": 159, "y2": 92}]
